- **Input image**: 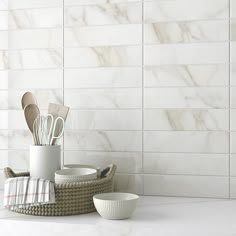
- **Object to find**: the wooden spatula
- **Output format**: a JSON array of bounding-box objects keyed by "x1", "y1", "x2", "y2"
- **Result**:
[{"x1": 48, "y1": 103, "x2": 70, "y2": 145}]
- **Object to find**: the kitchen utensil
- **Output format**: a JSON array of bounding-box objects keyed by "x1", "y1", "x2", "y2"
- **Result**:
[
  {"x1": 48, "y1": 103, "x2": 69, "y2": 145},
  {"x1": 24, "y1": 104, "x2": 40, "y2": 145},
  {"x1": 21, "y1": 92, "x2": 38, "y2": 110},
  {"x1": 93, "y1": 192, "x2": 139, "y2": 220},
  {"x1": 64, "y1": 164, "x2": 101, "y2": 177},
  {"x1": 55, "y1": 168, "x2": 97, "y2": 184},
  {"x1": 48, "y1": 116, "x2": 65, "y2": 145}
]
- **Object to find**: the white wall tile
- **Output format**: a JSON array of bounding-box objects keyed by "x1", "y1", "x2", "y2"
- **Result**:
[
  {"x1": 0, "y1": 11, "x2": 8, "y2": 30},
  {"x1": 9, "y1": 8, "x2": 63, "y2": 29},
  {"x1": 9, "y1": 0, "x2": 62, "y2": 9},
  {"x1": 144, "y1": 109, "x2": 229, "y2": 131},
  {"x1": 9, "y1": 29, "x2": 63, "y2": 49},
  {"x1": 0, "y1": 0, "x2": 8, "y2": 10},
  {"x1": 65, "y1": 68, "x2": 142, "y2": 88},
  {"x1": 145, "y1": 43, "x2": 229, "y2": 65},
  {"x1": 0, "y1": 91, "x2": 8, "y2": 109},
  {"x1": 231, "y1": 42, "x2": 236, "y2": 63},
  {"x1": 0, "y1": 110, "x2": 8, "y2": 129},
  {"x1": 0, "y1": 71, "x2": 8, "y2": 89},
  {"x1": 230, "y1": 177, "x2": 236, "y2": 198},
  {"x1": 64, "y1": 89, "x2": 142, "y2": 109},
  {"x1": 114, "y1": 174, "x2": 143, "y2": 195},
  {"x1": 64, "y1": 151, "x2": 142, "y2": 174},
  {"x1": 231, "y1": 64, "x2": 236, "y2": 86},
  {"x1": 65, "y1": 46, "x2": 142, "y2": 67},
  {"x1": 8, "y1": 70, "x2": 63, "y2": 89},
  {"x1": 144, "y1": 65, "x2": 229, "y2": 87},
  {"x1": 230, "y1": 132, "x2": 236, "y2": 153},
  {"x1": 64, "y1": 3, "x2": 142, "y2": 27},
  {"x1": 145, "y1": 88, "x2": 228, "y2": 109},
  {"x1": 0, "y1": 50, "x2": 8, "y2": 70},
  {"x1": 144, "y1": 0, "x2": 229, "y2": 23},
  {"x1": 0, "y1": 150, "x2": 8, "y2": 169},
  {"x1": 230, "y1": 87, "x2": 236, "y2": 108},
  {"x1": 0, "y1": 131, "x2": 8, "y2": 149},
  {"x1": 64, "y1": 0, "x2": 140, "y2": 6},
  {"x1": 144, "y1": 153, "x2": 229, "y2": 176},
  {"x1": 144, "y1": 131, "x2": 229, "y2": 153},
  {"x1": 8, "y1": 150, "x2": 29, "y2": 170},
  {"x1": 230, "y1": 154, "x2": 236, "y2": 176},
  {"x1": 0, "y1": 31, "x2": 8, "y2": 50},
  {"x1": 231, "y1": 19, "x2": 236, "y2": 41},
  {"x1": 8, "y1": 49, "x2": 63, "y2": 69},
  {"x1": 65, "y1": 25, "x2": 142, "y2": 47},
  {"x1": 230, "y1": 110, "x2": 236, "y2": 130},
  {"x1": 144, "y1": 175, "x2": 229, "y2": 198},
  {"x1": 8, "y1": 130, "x2": 32, "y2": 149},
  {"x1": 144, "y1": 20, "x2": 229, "y2": 44},
  {"x1": 66, "y1": 110, "x2": 142, "y2": 130},
  {"x1": 64, "y1": 130, "x2": 142, "y2": 152}
]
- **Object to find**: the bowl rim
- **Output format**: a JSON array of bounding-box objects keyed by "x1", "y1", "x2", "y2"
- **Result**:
[
  {"x1": 55, "y1": 168, "x2": 97, "y2": 177},
  {"x1": 93, "y1": 192, "x2": 139, "y2": 202}
]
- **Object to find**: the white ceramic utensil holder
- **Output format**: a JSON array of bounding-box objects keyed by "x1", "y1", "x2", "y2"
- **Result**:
[{"x1": 30, "y1": 145, "x2": 61, "y2": 181}]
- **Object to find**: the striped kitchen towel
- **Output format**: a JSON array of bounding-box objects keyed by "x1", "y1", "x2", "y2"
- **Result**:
[{"x1": 4, "y1": 176, "x2": 55, "y2": 209}]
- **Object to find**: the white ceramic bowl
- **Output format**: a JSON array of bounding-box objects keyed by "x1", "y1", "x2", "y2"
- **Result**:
[
  {"x1": 55, "y1": 168, "x2": 97, "y2": 184},
  {"x1": 93, "y1": 192, "x2": 139, "y2": 220},
  {"x1": 64, "y1": 164, "x2": 101, "y2": 177}
]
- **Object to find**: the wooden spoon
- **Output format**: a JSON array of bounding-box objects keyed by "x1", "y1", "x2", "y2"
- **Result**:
[
  {"x1": 21, "y1": 92, "x2": 38, "y2": 110},
  {"x1": 24, "y1": 104, "x2": 40, "y2": 145}
]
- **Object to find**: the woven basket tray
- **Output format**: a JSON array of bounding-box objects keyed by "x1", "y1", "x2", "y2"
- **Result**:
[{"x1": 3, "y1": 164, "x2": 116, "y2": 216}]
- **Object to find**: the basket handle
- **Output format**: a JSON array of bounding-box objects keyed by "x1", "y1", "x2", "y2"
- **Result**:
[
  {"x1": 101, "y1": 164, "x2": 116, "y2": 179},
  {"x1": 4, "y1": 167, "x2": 30, "y2": 179}
]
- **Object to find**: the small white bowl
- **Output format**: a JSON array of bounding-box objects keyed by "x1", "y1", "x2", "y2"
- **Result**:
[
  {"x1": 93, "y1": 192, "x2": 139, "y2": 220},
  {"x1": 64, "y1": 164, "x2": 101, "y2": 177},
  {"x1": 55, "y1": 168, "x2": 97, "y2": 184}
]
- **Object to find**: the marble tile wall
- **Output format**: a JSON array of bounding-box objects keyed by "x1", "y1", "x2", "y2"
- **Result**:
[{"x1": 0, "y1": 0, "x2": 235, "y2": 198}]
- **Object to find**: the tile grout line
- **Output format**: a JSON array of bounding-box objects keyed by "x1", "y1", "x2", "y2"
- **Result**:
[
  {"x1": 229, "y1": 0, "x2": 231, "y2": 199},
  {"x1": 62, "y1": 0, "x2": 65, "y2": 168},
  {"x1": 142, "y1": 0, "x2": 144, "y2": 195}
]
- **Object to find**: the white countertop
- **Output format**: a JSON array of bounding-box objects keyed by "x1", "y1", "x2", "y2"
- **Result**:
[{"x1": 1, "y1": 191, "x2": 236, "y2": 236}]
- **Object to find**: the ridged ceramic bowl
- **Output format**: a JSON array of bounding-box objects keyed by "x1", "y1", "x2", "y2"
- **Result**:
[
  {"x1": 93, "y1": 192, "x2": 139, "y2": 220},
  {"x1": 55, "y1": 168, "x2": 97, "y2": 184}
]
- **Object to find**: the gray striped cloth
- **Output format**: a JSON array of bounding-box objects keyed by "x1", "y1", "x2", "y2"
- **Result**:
[{"x1": 4, "y1": 176, "x2": 55, "y2": 209}]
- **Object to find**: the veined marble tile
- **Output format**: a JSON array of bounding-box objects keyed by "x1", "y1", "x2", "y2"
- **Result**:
[
  {"x1": 144, "y1": 43, "x2": 229, "y2": 65},
  {"x1": 64, "y1": 130, "x2": 142, "y2": 152},
  {"x1": 64, "y1": 0, "x2": 140, "y2": 6},
  {"x1": 144, "y1": 20, "x2": 228, "y2": 44},
  {"x1": 8, "y1": 110, "x2": 27, "y2": 129},
  {"x1": 8, "y1": 150, "x2": 29, "y2": 170},
  {"x1": 230, "y1": 154, "x2": 236, "y2": 176},
  {"x1": 9, "y1": 0, "x2": 62, "y2": 9},
  {"x1": 8, "y1": 130, "x2": 33, "y2": 149},
  {"x1": 64, "y1": 3, "x2": 141, "y2": 27},
  {"x1": 0, "y1": 111, "x2": 8, "y2": 129},
  {"x1": 144, "y1": 0, "x2": 229, "y2": 23},
  {"x1": 64, "y1": 151, "x2": 142, "y2": 174},
  {"x1": 230, "y1": 87, "x2": 236, "y2": 108},
  {"x1": 0, "y1": 50, "x2": 8, "y2": 70},
  {"x1": 230, "y1": 110, "x2": 236, "y2": 130},
  {"x1": 64, "y1": 46, "x2": 142, "y2": 67},
  {"x1": 145, "y1": 88, "x2": 228, "y2": 109},
  {"x1": 231, "y1": 64, "x2": 236, "y2": 86},
  {"x1": 8, "y1": 70, "x2": 63, "y2": 89},
  {"x1": 144, "y1": 131, "x2": 229, "y2": 153},
  {"x1": 0, "y1": 31, "x2": 8, "y2": 50},
  {"x1": 0, "y1": 71, "x2": 8, "y2": 89},
  {"x1": 8, "y1": 89, "x2": 63, "y2": 110},
  {"x1": 0, "y1": 11, "x2": 8, "y2": 30},
  {"x1": 0, "y1": 0, "x2": 8, "y2": 10},
  {"x1": 0, "y1": 130, "x2": 8, "y2": 149},
  {"x1": 9, "y1": 8, "x2": 63, "y2": 30},
  {"x1": 231, "y1": 42, "x2": 236, "y2": 63},
  {"x1": 231, "y1": 0, "x2": 236, "y2": 19},
  {"x1": 0, "y1": 91, "x2": 8, "y2": 109},
  {"x1": 230, "y1": 132, "x2": 236, "y2": 153},
  {"x1": 114, "y1": 174, "x2": 143, "y2": 194},
  {"x1": 64, "y1": 88, "x2": 142, "y2": 109},
  {"x1": 8, "y1": 49, "x2": 63, "y2": 69},
  {"x1": 144, "y1": 175, "x2": 229, "y2": 198},
  {"x1": 230, "y1": 177, "x2": 236, "y2": 198},
  {"x1": 144, "y1": 153, "x2": 229, "y2": 176},
  {"x1": 231, "y1": 19, "x2": 236, "y2": 41},
  {"x1": 144, "y1": 65, "x2": 229, "y2": 87},
  {"x1": 0, "y1": 151, "x2": 8, "y2": 169},
  {"x1": 9, "y1": 29, "x2": 63, "y2": 49},
  {"x1": 64, "y1": 68, "x2": 142, "y2": 88},
  {"x1": 64, "y1": 24, "x2": 141, "y2": 47},
  {"x1": 144, "y1": 109, "x2": 228, "y2": 131},
  {"x1": 66, "y1": 110, "x2": 142, "y2": 130}
]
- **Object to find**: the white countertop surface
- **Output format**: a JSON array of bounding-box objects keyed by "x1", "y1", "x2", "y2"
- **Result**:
[{"x1": 1, "y1": 191, "x2": 236, "y2": 236}]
